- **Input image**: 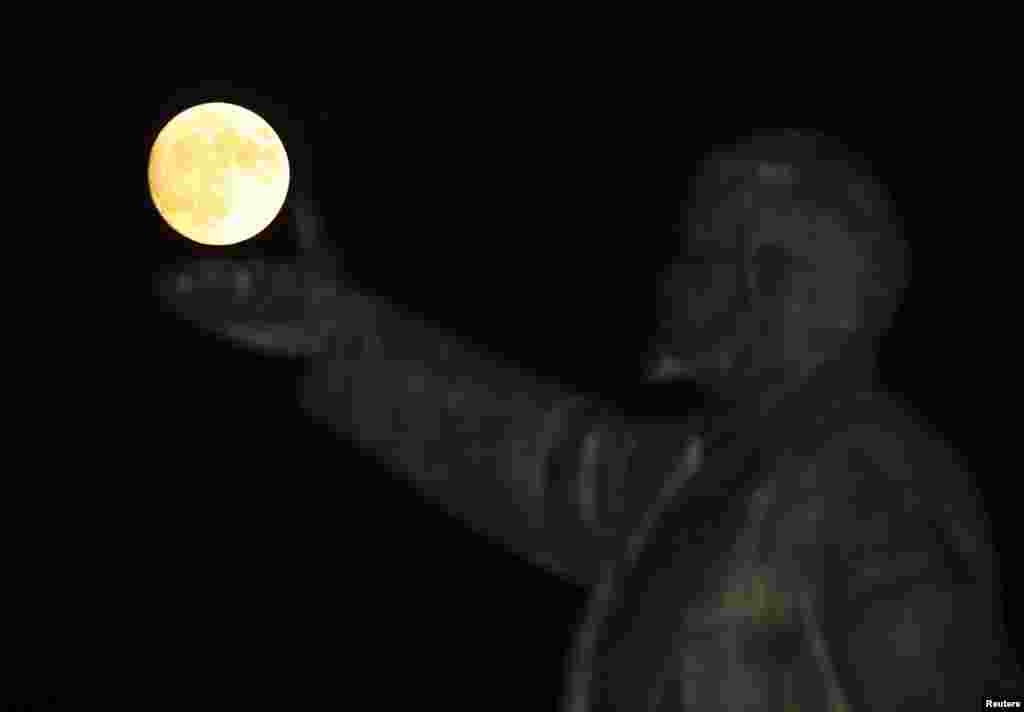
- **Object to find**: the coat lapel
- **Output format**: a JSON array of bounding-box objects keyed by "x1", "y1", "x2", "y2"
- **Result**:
[{"x1": 577, "y1": 358, "x2": 876, "y2": 710}]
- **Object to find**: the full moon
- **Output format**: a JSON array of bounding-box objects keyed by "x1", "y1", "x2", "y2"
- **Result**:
[{"x1": 148, "y1": 102, "x2": 290, "y2": 246}]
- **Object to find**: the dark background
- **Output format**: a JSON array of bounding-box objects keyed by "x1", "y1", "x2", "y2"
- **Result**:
[{"x1": 142, "y1": 80, "x2": 1017, "y2": 707}]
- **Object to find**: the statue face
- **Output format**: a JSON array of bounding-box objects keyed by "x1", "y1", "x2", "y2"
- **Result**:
[{"x1": 651, "y1": 153, "x2": 873, "y2": 394}]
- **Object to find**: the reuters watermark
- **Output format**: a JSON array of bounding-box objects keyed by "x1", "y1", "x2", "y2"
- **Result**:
[{"x1": 986, "y1": 699, "x2": 1022, "y2": 708}]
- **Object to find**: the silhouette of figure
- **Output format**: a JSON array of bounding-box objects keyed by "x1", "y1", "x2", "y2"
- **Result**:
[{"x1": 157, "y1": 130, "x2": 1019, "y2": 709}]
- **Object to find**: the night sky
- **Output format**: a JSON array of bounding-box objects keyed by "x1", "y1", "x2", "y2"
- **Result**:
[{"x1": 142, "y1": 81, "x2": 1017, "y2": 708}]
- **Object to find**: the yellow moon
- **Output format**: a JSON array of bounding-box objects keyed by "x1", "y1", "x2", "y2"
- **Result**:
[{"x1": 148, "y1": 102, "x2": 290, "y2": 246}]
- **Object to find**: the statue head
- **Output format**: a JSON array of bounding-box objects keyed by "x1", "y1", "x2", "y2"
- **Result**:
[{"x1": 649, "y1": 131, "x2": 909, "y2": 405}]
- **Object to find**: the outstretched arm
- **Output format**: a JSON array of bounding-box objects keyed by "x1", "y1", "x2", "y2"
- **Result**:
[{"x1": 299, "y1": 290, "x2": 695, "y2": 586}]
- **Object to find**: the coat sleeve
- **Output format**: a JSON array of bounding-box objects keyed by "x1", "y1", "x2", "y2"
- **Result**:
[{"x1": 299, "y1": 291, "x2": 688, "y2": 587}]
